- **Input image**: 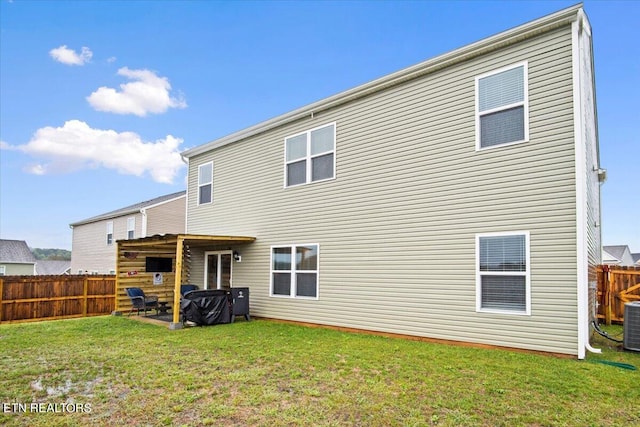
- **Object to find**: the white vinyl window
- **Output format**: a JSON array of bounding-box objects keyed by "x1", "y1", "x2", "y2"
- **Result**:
[
  {"x1": 106, "y1": 222, "x2": 114, "y2": 246},
  {"x1": 476, "y1": 62, "x2": 528, "y2": 150},
  {"x1": 476, "y1": 232, "x2": 530, "y2": 315},
  {"x1": 0, "y1": 265, "x2": 5, "y2": 276},
  {"x1": 271, "y1": 244, "x2": 319, "y2": 299},
  {"x1": 127, "y1": 217, "x2": 135, "y2": 239},
  {"x1": 198, "y1": 162, "x2": 213, "y2": 205},
  {"x1": 285, "y1": 123, "x2": 335, "y2": 187}
]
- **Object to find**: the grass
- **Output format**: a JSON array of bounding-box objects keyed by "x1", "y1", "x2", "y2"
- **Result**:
[{"x1": 0, "y1": 316, "x2": 638, "y2": 426}]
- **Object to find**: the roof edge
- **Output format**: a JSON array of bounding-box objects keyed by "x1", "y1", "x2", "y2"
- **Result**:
[
  {"x1": 182, "y1": 3, "x2": 583, "y2": 158},
  {"x1": 70, "y1": 191, "x2": 186, "y2": 227}
]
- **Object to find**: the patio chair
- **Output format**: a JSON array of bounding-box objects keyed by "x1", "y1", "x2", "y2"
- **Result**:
[
  {"x1": 180, "y1": 284, "x2": 199, "y2": 297},
  {"x1": 125, "y1": 287, "x2": 159, "y2": 316}
]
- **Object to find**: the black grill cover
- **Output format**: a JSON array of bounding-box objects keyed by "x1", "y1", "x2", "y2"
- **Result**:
[{"x1": 180, "y1": 289, "x2": 232, "y2": 325}]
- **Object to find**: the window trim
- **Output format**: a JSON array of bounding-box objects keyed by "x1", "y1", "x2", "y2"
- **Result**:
[
  {"x1": 475, "y1": 61, "x2": 529, "y2": 151},
  {"x1": 106, "y1": 221, "x2": 114, "y2": 246},
  {"x1": 475, "y1": 231, "x2": 531, "y2": 315},
  {"x1": 0, "y1": 265, "x2": 5, "y2": 276},
  {"x1": 197, "y1": 162, "x2": 214, "y2": 205},
  {"x1": 127, "y1": 217, "x2": 135, "y2": 240},
  {"x1": 284, "y1": 122, "x2": 336, "y2": 188},
  {"x1": 270, "y1": 243, "x2": 320, "y2": 300}
]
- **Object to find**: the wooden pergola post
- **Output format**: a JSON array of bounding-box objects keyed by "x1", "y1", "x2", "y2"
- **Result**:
[
  {"x1": 170, "y1": 236, "x2": 184, "y2": 329},
  {"x1": 113, "y1": 241, "x2": 121, "y2": 315}
]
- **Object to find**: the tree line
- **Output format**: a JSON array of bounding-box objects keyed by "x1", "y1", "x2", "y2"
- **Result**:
[{"x1": 31, "y1": 248, "x2": 71, "y2": 261}]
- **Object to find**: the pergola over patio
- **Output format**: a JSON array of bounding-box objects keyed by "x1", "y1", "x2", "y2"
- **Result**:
[{"x1": 114, "y1": 234, "x2": 256, "y2": 328}]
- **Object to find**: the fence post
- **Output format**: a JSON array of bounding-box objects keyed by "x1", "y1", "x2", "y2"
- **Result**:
[
  {"x1": 604, "y1": 267, "x2": 612, "y2": 325},
  {"x1": 0, "y1": 277, "x2": 3, "y2": 323},
  {"x1": 82, "y1": 276, "x2": 88, "y2": 317}
]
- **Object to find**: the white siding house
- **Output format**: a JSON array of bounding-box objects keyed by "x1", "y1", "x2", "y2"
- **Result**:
[
  {"x1": 70, "y1": 192, "x2": 185, "y2": 274},
  {"x1": 180, "y1": 5, "x2": 602, "y2": 358}
]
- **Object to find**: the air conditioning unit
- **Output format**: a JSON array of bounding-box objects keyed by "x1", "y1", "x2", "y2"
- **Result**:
[{"x1": 623, "y1": 301, "x2": 640, "y2": 352}]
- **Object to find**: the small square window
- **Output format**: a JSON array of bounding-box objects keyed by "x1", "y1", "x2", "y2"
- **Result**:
[{"x1": 271, "y1": 244, "x2": 319, "y2": 299}]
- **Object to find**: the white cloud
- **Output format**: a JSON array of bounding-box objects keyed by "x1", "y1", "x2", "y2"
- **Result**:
[
  {"x1": 17, "y1": 120, "x2": 185, "y2": 184},
  {"x1": 87, "y1": 67, "x2": 187, "y2": 116},
  {"x1": 49, "y1": 45, "x2": 93, "y2": 66}
]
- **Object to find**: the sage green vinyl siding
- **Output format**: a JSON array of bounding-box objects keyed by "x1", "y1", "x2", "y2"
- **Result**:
[
  {"x1": 0, "y1": 263, "x2": 36, "y2": 275},
  {"x1": 187, "y1": 26, "x2": 581, "y2": 354}
]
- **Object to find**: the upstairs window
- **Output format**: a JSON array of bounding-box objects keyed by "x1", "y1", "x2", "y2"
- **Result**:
[
  {"x1": 127, "y1": 217, "x2": 135, "y2": 239},
  {"x1": 198, "y1": 162, "x2": 213, "y2": 205},
  {"x1": 476, "y1": 232, "x2": 530, "y2": 315},
  {"x1": 106, "y1": 221, "x2": 113, "y2": 246},
  {"x1": 285, "y1": 123, "x2": 335, "y2": 187},
  {"x1": 271, "y1": 244, "x2": 319, "y2": 299},
  {"x1": 476, "y1": 62, "x2": 528, "y2": 149}
]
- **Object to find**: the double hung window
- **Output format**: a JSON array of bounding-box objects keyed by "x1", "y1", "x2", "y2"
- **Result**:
[
  {"x1": 476, "y1": 232, "x2": 530, "y2": 314},
  {"x1": 285, "y1": 123, "x2": 335, "y2": 187},
  {"x1": 198, "y1": 162, "x2": 213, "y2": 205},
  {"x1": 271, "y1": 244, "x2": 319, "y2": 298},
  {"x1": 127, "y1": 217, "x2": 135, "y2": 239},
  {"x1": 106, "y1": 222, "x2": 113, "y2": 246},
  {"x1": 476, "y1": 62, "x2": 528, "y2": 149}
]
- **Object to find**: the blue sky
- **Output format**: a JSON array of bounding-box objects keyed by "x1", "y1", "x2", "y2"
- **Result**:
[{"x1": 1, "y1": 0, "x2": 638, "y2": 252}]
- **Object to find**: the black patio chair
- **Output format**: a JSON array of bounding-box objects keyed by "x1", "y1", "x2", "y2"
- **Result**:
[
  {"x1": 125, "y1": 287, "x2": 159, "y2": 316},
  {"x1": 180, "y1": 284, "x2": 199, "y2": 297}
]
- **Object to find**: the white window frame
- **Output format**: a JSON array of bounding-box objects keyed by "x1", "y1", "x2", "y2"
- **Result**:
[
  {"x1": 475, "y1": 61, "x2": 529, "y2": 151},
  {"x1": 284, "y1": 122, "x2": 336, "y2": 188},
  {"x1": 197, "y1": 162, "x2": 213, "y2": 205},
  {"x1": 476, "y1": 231, "x2": 531, "y2": 315},
  {"x1": 127, "y1": 217, "x2": 135, "y2": 240},
  {"x1": 270, "y1": 243, "x2": 320, "y2": 299},
  {"x1": 106, "y1": 221, "x2": 114, "y2": 246},
  {"x1": 0, "y1": 265, "x2": 5, "y2": 276}
]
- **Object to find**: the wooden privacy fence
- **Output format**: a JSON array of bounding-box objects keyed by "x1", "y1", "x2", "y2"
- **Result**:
[
  {"x1": 0, "y1": 275, "x2": 116, "y2": 324},
  {"x1": 597, "y1": 265, "x2": 640, "y2": 325}
]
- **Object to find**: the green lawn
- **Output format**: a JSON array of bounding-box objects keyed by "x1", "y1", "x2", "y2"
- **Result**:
[{"x1": 0, "y1": 316, "x2": 638, "y2": 426}]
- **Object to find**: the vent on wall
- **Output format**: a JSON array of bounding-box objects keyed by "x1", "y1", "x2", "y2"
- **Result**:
[{"x1": 623, "y1": 302, "x2": 640, "y2": 352}]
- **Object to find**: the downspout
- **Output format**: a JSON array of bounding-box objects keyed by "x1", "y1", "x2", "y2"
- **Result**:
[
  {"x1": 572, "y1": 9, "x2": 601, "y2": 357},
  {"x1": 181, "y1": 154, "x2": 189, "y2": 234},
  {"x1": 140, "y1": 208, "x2": 148, "y2": 238}
]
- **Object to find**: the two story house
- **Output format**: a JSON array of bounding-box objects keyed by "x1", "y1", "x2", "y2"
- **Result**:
[
  {"x1": 70, "y1": 191, "x2": 185, "y2": 274},
  {"x1": 116, "y1": 5, "x2": 603, "y2": 358}
]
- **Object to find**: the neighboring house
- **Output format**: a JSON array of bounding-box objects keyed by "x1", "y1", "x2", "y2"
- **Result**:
[
  {"x1": 0, "y1": 239, "x2": 37, "y2": 275},
  {"x1": 602, "y1": 245, "x2": 635, "y2": 266},
  {"x1": 123, "y1": 5, "x2": 600, "y2": 358},
  {"x1": 633, "y1": 253, "x2": 640, "y2": 266},
  {"x1": 70, "y1": 191, "x2": 185, "y2": 274},
  {"x1": 35, "y1": 260, "x2": 71, "y2": 275}
]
